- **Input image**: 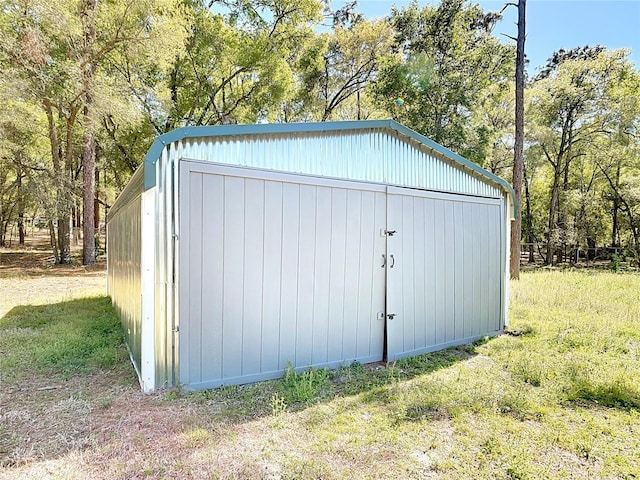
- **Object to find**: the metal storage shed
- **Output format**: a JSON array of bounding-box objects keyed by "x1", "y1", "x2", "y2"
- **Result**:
[{"x1": 107, "y1": 120, "x2": 515, "y2": 393}]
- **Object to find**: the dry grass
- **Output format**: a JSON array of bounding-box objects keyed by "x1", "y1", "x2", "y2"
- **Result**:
[{"x1": 1, "y1": 234, "x2": 639, "y2": 479}]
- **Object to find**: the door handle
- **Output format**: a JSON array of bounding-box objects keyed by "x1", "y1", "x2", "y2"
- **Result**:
[
  {"x1": 389, "y1": 254, "x2": 395, "y2": 268},
  {"x1": 381, "y1": 254, "x2": 386, "y2": 268}
]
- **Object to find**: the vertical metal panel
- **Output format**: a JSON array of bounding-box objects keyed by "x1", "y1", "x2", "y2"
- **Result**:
[
  {"x1": 262, "y1": 181, "x2": 283, "y2": 373},
  {"x1": 296, "y1": 184, "x2": 316, "y2": 368},
  {"x1": 328, "y1": 188, "x2": 348, "y2": 361},
  {"x1": 201, "y1": 174, "x2": 224, "y2": 382},
  {"x1": 312, "y1": 186, "x2": 332, "y2": 365},
  {"x1": 279, "y1": 182, "x2": 300, "y2": 368},
  {"x1": 155, "y1": 145, "x2": 174, "y2": 388},
  {"x1": 140, "y1": 189, "x2": 157, "y2": 391},
  {"x1": 433, "y1": 199, "x2": 446, "y2": 345},
  {"x1": 187, "y1": 171, "x2": 203, "y2": 383},
  {"x1": 386, "y1": 187, "x2": 504, "y2": 361},
  {"x1": 107, "y1": 185, "x2": 143, "y2": 376},
  {"x1": 222, "y1": 176, "x2": 244, "y2": 379},
  {"x1": 243, "y1": 178, "x2": 265, "y2": 374},
  {"x1": 179, "y1": 161, "x2": 386, "y2": 390},
  {"x1": 173, "y1": 129, "x2": 502, "y2": 199}
]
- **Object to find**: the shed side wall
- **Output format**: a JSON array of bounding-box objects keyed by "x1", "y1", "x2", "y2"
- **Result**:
[{"x1": 107, "y1": 189, "x2": 143, "y2": 377}]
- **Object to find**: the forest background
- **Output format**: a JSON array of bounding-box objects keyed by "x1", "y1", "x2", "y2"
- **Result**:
[{"x1": 1, "y1": 0, "x2": 639, "y2": 270}]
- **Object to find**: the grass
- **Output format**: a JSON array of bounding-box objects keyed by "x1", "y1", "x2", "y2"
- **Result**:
[
  {"x1": 0, "y1": 296, "x2": 125, "y2": 382},
  {"x1": 1, "y1": 269, "x2": 639, "y2": 479}
]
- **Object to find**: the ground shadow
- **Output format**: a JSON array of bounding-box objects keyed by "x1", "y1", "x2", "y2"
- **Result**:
[{"x1": 0, "y1": 290, "x2": 492, "y2": 471}]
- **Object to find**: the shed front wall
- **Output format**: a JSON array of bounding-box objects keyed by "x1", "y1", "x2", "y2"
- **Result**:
[
  {"x1": 178, "y1": 161, "x2": 507, "y2": 390},
  {"x1": 179, "y1": 161, "x2": 387, "y2": 390}
]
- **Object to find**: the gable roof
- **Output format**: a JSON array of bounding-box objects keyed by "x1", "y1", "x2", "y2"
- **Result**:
[{"x1": 143, "y1": 119, "x2": 516, "y2": 216}]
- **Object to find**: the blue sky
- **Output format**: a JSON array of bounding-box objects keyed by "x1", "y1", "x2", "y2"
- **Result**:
[{"x1": 336, "y1": 0, "x2": 640, "y2": 73}]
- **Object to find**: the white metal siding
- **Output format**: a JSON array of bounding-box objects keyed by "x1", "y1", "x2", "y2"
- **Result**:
[
  {"x1": 385, "y1": 187, "x2": 504, "y2": 360},
  {"x1": 179, "y1": 161, "x2": 387, "y2": 390},
  {"x1": 167, "y1": 130, "x2": 501, "y2": 199},
  {"x1": 107, "y1": 170, "x2": 144, "y2": 377}
]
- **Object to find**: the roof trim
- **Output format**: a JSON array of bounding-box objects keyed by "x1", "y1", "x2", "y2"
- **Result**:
[{"x1": 143, "y1": 119, "x2": 517, "y2": 216}]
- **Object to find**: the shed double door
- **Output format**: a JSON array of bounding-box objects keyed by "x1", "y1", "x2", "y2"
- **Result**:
[
  {"x1": 385, "y1": 187, "x2": 504, "y2": 361},
  {"x1": 179, "y1": 161, "x2": 504, "y2": 389}
]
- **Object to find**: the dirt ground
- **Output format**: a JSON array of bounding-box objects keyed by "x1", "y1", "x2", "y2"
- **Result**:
[
  {"x1": 0, "y1": 231, "x2": 107, "y2": 318},
  {"x1": 0, "y1": 232, "x2": 200, "y2": 479}
]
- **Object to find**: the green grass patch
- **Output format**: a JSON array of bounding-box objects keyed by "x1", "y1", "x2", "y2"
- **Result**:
[
  {"x1": 179, "y1": 270, "x2": 640, "y2": 479},
  {"x1": 0, "y1": 296, "x2": 125, "y2": 381},
  {"x1": 4, "y1": 270, "x2": 638, "y2": 478}
]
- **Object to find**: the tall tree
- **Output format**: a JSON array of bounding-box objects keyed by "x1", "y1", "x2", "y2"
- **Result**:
[
  {"x1": 376, "y1": 0, "x2": 514, "y2": 166},
  {"x1": 528, "y1": 47, "x2": 633, "y2": 265},
  {"x1": 155, "y1": 0, "x2": 323, "y2": 131},
  {"x1": 0, "y1": 0, "x2": 186, "y2": 263},
  {"x1": 81, "y1": 0, "x2": 98, "y2": 264},
  {"x1": 510, "y1": 0, "x2": 526, "y2": 279},
  {"x1": 294, "y1": 19, "x2": 396, "y2": 121}
]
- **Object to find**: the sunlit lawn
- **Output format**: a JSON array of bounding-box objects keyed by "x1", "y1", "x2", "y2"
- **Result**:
[{"x1": 1, "y1": 270, "x2": 639, "y2": 479}]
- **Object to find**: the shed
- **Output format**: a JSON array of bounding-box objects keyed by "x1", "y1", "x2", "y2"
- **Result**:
[{"x1": 107, "y1": 120, "x2": 515, "y2": 393}]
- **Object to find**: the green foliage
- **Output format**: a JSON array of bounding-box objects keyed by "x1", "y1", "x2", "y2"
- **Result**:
[
  {"x1": 376, "y1": 0, "x2": 514, "y2": 166},
  {"x1": 281, "y1": 363, "x2": 332, "y2": 404},
  {"x1": 526, "y1": 48, "x2": 640, "y2": 264},
  {"x1": 0, "y1": 296, "x2": 124, "y2": 380},
  {"x1": 292, "y1": 19, "x2": 397, "y2": 121}
]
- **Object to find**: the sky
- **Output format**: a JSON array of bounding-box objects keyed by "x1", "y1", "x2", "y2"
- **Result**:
[{"x1": 335, "y1": 0, "x2": 640, "y2": 74}]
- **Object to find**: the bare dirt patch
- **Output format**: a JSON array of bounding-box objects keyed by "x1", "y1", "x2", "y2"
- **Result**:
[{"x1": 0, "y1": 231, "x2": 106, "y2": 318}]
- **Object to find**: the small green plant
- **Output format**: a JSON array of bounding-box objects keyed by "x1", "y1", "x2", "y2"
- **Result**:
[
  {"x1": 98, "y1": 395, "x2": 115, "y2": 409},
  {"x1": 281, "y1": 363, "x2": 331, "y2": 405},
  {"x1": 270, "y1": 393, "x2": 287, "y2": 416},
  {"x1": 611, "y1": 254, "x2": 624, "y2": 272}
]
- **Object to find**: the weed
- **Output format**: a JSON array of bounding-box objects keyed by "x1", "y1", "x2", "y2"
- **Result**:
[
  {"x1": 270, "y1": 393, "x2": 288, "y2": 416},
  {"x1": 281, "y1": 363, "x2": 331, "y2": 405}
]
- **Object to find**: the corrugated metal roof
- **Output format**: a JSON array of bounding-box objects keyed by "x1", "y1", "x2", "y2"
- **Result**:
[{"x1": 142, "y1": 120, "x2": 516, "y2": 215}]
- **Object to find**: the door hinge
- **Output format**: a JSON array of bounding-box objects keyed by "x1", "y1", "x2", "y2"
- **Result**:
[{"x1": 172, "y1": 325, "x2": 179, "y2": 333}]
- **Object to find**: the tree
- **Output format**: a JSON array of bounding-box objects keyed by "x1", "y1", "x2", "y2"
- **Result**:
[
  {"x1": 153, "y1": 0, "x2": 323, "y2": 131},
  {"x1": 509, "y1": 0, "x2": 526, "y2": 279},
  {"x1": 527, "y1": 47, "x2": 631, "y2": 265},
  {"x1": 0, "y1": 0, "x2": 187, "y2": 263},
  {"x1": 593, "y1": 65, "x2": 640, "y2": 261},
  {"x1": 294, "y1": 19, "x2": 396, "y2": 121},
  {"x1": 376, "y1": 0, "x2": 514, "y2": 166},
  {"x1": 81, "y1": 0, "x2": 98, "y2": 264}
]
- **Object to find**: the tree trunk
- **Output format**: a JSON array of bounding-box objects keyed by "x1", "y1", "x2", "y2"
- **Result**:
[
  {"x1": 48, "y1": 219, "x2": 60, "y2": 264},
  {"x1": 17, "y1": 173, "x2": 25, "y2": 245},
  {"x1": 83, "y1": 129, "x2": 96, "y2": 264},
  {"x1": 44, "y1": 101, "x2": 72, "y2": 264},
  {"x1": 81, "y1": 0, "x2": 97, "y2": 265},
  {"x1": 523, "y1": 161, "x2": 534, "y2": 263},
  {"x1": 94, "y1": 166, "x2": 100, "y2": 232},
  {"x1": 509, "y1": 0, "x2": 526, "y2": 279},
  {"x1": 611, "y1": 162, "x2": 621, "y2": 247},
  {"x1": 545, "y1": 168, "x2": 562, "y2": 265}
]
